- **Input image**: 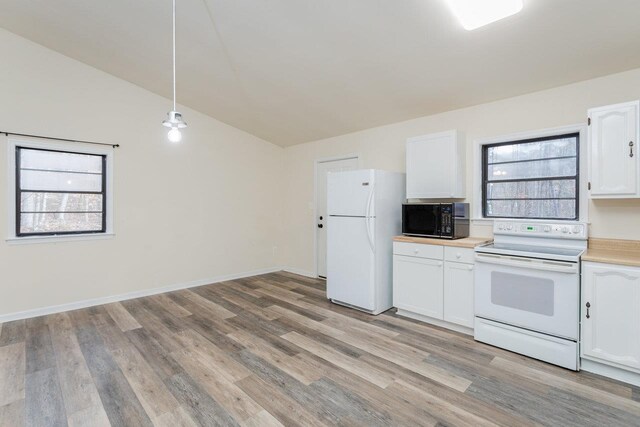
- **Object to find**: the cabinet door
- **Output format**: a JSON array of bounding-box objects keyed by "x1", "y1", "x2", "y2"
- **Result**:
[
  {"x1": 393, "y1": 255, "x2": 443, "y2": 319},
  {"x1": 406, "y1": 130, "x2": 464, "y2": 199},
  {"x1": 444, "y1": 261, "x2": 474, "y2": 328},
  {"x1": 589, "y1": 101, "x2": 639, "y2": 198},
  {"x1": 582, "y1": 263, "x2": 640, "y2": 371}
]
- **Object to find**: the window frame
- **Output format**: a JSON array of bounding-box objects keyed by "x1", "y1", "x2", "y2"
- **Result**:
[
  {"x1": 15, "y1": 146, "x2": 108, "y2": 237},
  {"x1": 6, "y1": 136, "x2": 114, "y2": 243},
  {"x1": 481, "y1": 132, "x2": 580, "y2": 221},
  {"x1": 472, "y1": 124, "x2": 588, "y2": 223}
]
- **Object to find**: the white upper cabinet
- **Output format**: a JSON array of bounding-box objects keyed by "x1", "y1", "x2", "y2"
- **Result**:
[
  {"x1": 588, "y1": 101, "x2": 640, "y2": 198},
  {"x1": 406, "y1": 130, "x2": 465, "y2": 199}
]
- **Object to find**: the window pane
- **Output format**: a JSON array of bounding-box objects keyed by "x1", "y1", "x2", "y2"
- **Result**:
[
  {"x1": 486, "y1": 200, "x2": 576, "y2": 219},
  {"x1": 487, "y1": 180, "x2": 576, "y2": 200},
  {"x1": 20, "y1": 192, "x2": 103, "y2": 213},
  {"x1": 487, "y1": 137, "x2": 577, "y2": 164},
  {"x1": 20, "y1": 170, "x2": 102, "y2": 192},
  {"x1": 20, "y1": 149, "x2": 102, "y2": 173},
  {"x1": 19, "y1": 213, "x2": 103, "y2": 234},
  {"x1": 487, "y1": 157, "x2": 576, "y2": 181}
]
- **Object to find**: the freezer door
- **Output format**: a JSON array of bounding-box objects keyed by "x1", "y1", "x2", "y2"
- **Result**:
[
  {"x1": 327, "y1": 169, "x2": 375, "y2": 217},
  {"x1": 326, "y1": 216, "x2": 376, "y2": 311}
]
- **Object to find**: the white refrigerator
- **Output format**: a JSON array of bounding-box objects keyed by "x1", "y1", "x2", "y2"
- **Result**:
[{"x1": 326, "y1": 169, "x2": 405, "y2": 315}]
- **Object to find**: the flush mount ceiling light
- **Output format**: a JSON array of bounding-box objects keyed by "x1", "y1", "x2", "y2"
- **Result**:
[
  {"x1": 445, "y1": 0, "x2": 524, "y2": 30},
  {"x1": 162, "y1": 0, "x2": 187, "y2": 143}
]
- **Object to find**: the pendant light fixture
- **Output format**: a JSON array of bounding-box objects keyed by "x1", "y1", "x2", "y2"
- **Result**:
[{"x1": 162, "y1": 0, "x2": 187, "y2": 142}]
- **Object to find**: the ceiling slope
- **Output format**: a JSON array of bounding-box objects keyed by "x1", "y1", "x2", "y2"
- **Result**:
[{"x1": 1, "y1": 0, "x2": 640, "y2": 146}]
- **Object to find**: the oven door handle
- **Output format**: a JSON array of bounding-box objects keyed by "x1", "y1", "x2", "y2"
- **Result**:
[{"x1": 474, "y1": 253, "x2": 578, "y2": 274}]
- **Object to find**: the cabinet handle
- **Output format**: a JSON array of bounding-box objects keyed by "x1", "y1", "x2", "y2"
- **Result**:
[
  {"x1": 631, "y1": 141, "x2": 635, "y2": 158},
  {"x1": 586, "y1": 302, "x2": 591, "y2": 319}
]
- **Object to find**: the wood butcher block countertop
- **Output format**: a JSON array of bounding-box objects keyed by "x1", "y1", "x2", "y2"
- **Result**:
[
  {"x1": 393, "y1": 235, "x2": 492, "y2": 248},
  {"x1": 582, "y1": 238, "x2": 640, "y2": 267}
]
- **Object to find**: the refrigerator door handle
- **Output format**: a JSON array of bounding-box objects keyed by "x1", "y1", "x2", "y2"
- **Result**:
[
  {"x1": 365, "y1": 216, "x2": 375, "y2": 253},
  {"x1": 365, "y1": 185, "x2": 374, "y2": 218},
  {"x1": 365, "y1": 187, "x2": 375, "y2": 253}
]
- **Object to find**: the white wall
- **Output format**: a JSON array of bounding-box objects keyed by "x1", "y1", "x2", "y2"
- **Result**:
[
  {"x1": 283, "y1": 68, "x2": 640, "y2": 276},
  {"x1": 0, "y1": 29, "x2": 284, "y2": 319},
  {"x1": 3, "y1": 25, "x2": 640, "y2": 317}
]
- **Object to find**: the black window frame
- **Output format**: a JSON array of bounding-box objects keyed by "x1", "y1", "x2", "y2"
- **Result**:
[
  {"x1": 482, "y1": 133, "x2": 580, "y2": 221},
  {"x1": 15, "y1": 146, "x2": 107, "y2": 237}
]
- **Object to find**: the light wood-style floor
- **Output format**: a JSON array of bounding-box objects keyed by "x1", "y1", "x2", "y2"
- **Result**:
[{"x1": 1, "y1": 271, "x2": 639, "y2": 426}]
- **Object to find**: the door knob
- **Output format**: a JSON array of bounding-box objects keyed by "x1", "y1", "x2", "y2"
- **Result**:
[{"x1": 317, "y1": 224, "x2": 323, "y2": 228}]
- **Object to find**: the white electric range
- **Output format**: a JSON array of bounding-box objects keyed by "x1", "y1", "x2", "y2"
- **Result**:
[{"x1": 474, "y1": 219, "x2": 588, "y2": 370}]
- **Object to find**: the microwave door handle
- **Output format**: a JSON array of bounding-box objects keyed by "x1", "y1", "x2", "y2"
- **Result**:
[{"x1": 474, "y1": 253, "x2": 577, "y2": 274}]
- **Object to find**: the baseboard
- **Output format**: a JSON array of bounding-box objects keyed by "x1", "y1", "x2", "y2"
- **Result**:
[
  {"x1": 282, "y1": 267, "x2": 318, "y2": 279},
  {"x1": 0, "y1": 266, "x2": 282, "y2": 323},
  {"x1": 396, "y1": 309, "x2": 474, "y2": 336},
  {"x1": 581, "y1": 358, "x2": 640, "y2": 387}
]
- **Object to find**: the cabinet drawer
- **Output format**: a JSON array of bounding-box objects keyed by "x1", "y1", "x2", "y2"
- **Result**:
[
  {"x1": 444, "y1": 247, "x2": 475, "y2": 264},
  {"x1": 393, "y1": 242, "x2": 443, "y2": 259}
]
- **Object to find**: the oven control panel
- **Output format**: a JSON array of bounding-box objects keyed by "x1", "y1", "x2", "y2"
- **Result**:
[{"x1": 493, "y1": 220, "x2": 588, "y2": 239}]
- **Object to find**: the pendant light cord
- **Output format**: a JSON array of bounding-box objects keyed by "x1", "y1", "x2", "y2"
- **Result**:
[{"x1": 172, "y1": 0, "x2": 177, "y2": 111}]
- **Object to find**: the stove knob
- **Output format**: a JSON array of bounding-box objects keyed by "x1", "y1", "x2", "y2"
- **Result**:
[
  {"x1": 507, "y1": 225, "x2": 513, "y2": 230},
  {"x1": 543, "y1": 226, "x2": 551, "y2": 233},
  {"x1": 561, "y1": 226, "x2": 569, "y2": 233},
  {"x1": 572, "y1": 225, "x2": 581, "y2": 234}
]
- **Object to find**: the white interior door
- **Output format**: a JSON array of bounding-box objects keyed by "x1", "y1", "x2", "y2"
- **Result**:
[{"x1": 316, "y1": 157, "x2": 358, "y2": 278}]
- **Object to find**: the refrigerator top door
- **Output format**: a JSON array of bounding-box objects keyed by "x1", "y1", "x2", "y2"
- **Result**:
[
  {"x1": 326, "y1": 216, "x2": 376, "y2": 311},
  {"x1": 327, "y1": 169, "x2": 375, "y2": 217}
]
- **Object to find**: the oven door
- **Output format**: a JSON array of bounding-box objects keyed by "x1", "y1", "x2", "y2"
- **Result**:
[
  {"x1": 402, "y1": 204, "x2": 441, "y2": 237},
  {"x1": 474, "y1": 252, "x2": 579, "y2": 340}
]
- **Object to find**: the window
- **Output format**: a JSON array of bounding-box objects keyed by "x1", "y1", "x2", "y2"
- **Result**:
[
  {"x1": 482, "y1": 133, "x2": 579, "y2": 220},
  {"x1": 14, "y1": 146, "x2": 108, "y2": 237}
]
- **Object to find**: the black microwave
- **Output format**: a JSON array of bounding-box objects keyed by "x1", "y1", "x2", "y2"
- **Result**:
[{"x1": 402, "y1": 203, "x2": 470, "y2": 239}]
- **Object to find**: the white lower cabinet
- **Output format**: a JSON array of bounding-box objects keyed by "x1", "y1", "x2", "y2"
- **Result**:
[
  {"x1": 393, "y1": 255, "x2": 443, "y2": 319},
  {"x1": 444, "y1": 261, "x2": 474, "y2": 328},
  {"x1": 581, "y1": 262, "x2": 640, "y2": 374},
  {"x1": 393, "y1": 242, "x2": 475, "y2": 333}
]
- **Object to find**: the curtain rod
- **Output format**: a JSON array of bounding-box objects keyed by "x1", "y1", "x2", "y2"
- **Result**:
[{"x1": 1, "y1": 131, "x2": 120, "y2": 148}]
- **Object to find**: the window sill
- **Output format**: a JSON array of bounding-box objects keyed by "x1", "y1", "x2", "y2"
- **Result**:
[{"x1": 5, "y1": 233, "x2": 115, "y2": 245}]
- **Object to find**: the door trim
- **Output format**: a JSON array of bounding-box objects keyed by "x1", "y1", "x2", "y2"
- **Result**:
[{"x1": 313, "y1": 154, "x2": 360, "y2": 278}]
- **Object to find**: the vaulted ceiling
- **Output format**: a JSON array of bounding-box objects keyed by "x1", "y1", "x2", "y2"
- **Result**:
[{"x1": 1, "y1": 0, "x2": 640, "y2": 146}]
